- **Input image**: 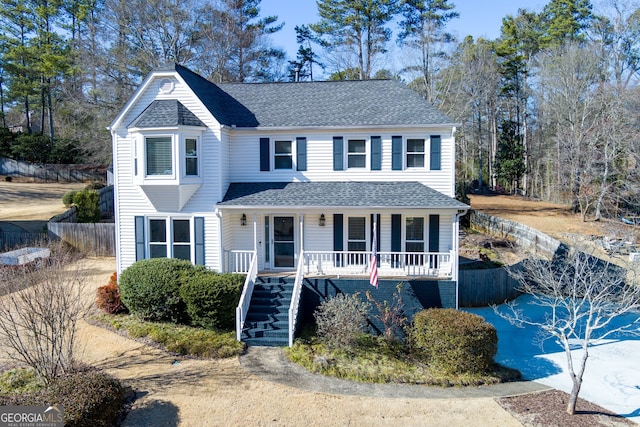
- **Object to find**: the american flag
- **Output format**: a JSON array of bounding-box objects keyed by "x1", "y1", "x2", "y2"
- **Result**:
[{"x1": 369, "y1": 219, "x2": 378, "y2": 288}]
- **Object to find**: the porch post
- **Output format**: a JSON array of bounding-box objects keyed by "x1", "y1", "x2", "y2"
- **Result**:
[
  {"x1": 299, "y1": 214, "x2": 304, "y2": 258},
  {"x1": 253, "y1": 214, "x2": 258, "y2": 252},
  {"x1": 216, "y1": 209, "x2": 224, "y2": 272}
]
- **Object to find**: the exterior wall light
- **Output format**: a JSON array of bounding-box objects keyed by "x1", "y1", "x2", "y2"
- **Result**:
[
  {"x1": 241, "y1": 213, "x2": 247, "y2": 226},
  {"x1": 319, "y1": 214, "x2": 326, "y2": 226}
]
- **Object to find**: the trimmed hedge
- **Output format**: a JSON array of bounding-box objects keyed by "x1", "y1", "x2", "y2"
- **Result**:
[
  {"x1": 118, "y1": 258, "x2": 194, "y2": 322},
  {"x1": 409, "y1": 308, "x2": 497, "y2": 375},
  {"x1": 179, "y1": 270, "x2": 244, "y2": 330}
]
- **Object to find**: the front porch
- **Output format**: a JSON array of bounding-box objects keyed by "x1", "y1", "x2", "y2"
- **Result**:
[{"x1": 224, "y1": 249, "x2": 455, "y2": 280}]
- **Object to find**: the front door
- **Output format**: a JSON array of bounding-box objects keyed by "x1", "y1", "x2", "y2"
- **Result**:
[{"x1": 273, "y1": 216, "x2": 295, "y2": 268}]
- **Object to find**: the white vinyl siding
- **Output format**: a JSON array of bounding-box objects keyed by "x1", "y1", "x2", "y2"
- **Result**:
[{"x1": 228, "y1": 129, "x2": 455, "y2": 197}]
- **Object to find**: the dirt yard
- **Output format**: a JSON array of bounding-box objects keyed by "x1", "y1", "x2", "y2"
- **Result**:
[
  {"x1": 0, "y1": 185, "x2": 634, "y2": 426},
  {"x1": 469, "y1": 194, "x2": 640, "y2": 245}
]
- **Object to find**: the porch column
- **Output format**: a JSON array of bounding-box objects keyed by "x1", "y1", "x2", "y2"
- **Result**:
[
  {"x1": 253, "y1": 214, "x2": 258, "y2": 252},
  {"x1": 215, "y1": 209, "x2": 224, "y2": 272},
  {"x1": 299, "y1": 214, "x2": 304, "y2": 252}
]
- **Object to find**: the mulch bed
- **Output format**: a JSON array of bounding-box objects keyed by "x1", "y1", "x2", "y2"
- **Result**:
[{"x1": 497, "y1": 389, "x2": 635, "y2": 426}]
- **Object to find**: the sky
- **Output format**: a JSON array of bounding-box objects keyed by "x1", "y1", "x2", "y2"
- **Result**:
[
  {"x1": 260, "y1": 0, "x2": 547, "y2": 67},
  {"x1": 467, "y1": 296, "x2": 640, "y2": 423}
]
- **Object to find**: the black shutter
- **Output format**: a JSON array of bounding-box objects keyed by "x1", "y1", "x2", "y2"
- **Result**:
[
  {"x1": 333, "y1": 137, "x2": 344, "y2": 171},
  {"x1": 135, "y1": 216, "x2": 145, "y2": 261},
  {"x1": 260, "y1": 137, "x2": 270, "y2": 171},
  {"x1": 392, "y1": 136, "x2": 403, "y2": 170},
  {"x1": 194, "y1": 217, "x2": 205, "y2": 265},
  {"x1": 429, "y1": 214, "x2": 440, "y2": 252},
  {"x1": 391, "y1": 214, "x2": 401, "y2": 267},
  {"x1": 334, "y1": 214, "x2": 343, "y2": 267},
  {"x1": 333, "y1": 214, "x2": 343, "y2": 251},
  {"x1": 296, "y1": 137, "x2": 307, "y2": 171},
  {"x1": 391, "y1": 214, "x2": 402, "y2": 252},
  {"x1": 430, "y1": 135, "x2": 441, "y2": 170},
  {"x1": 370, "y1": 136, "x2": 381, "y2": 170}
]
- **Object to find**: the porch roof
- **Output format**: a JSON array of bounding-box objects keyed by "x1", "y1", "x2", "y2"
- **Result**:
[{"x1": 217, "y1": 181, "x2": 469, "y2": 210}]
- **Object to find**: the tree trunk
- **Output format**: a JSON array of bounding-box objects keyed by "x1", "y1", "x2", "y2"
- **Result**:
[{"x1": 564, "y1": 337, "x2": 589, "y2": 415}]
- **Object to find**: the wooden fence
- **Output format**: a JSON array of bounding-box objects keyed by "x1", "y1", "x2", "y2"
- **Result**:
[
  {"x1": 0, "y1": 230, "x2": 48, "y2": 251},
  {"x1": 458, "y1": 266, "x2": 520, "y2": 307},
  {"x1": 0, "y1": 158, "x2": 107, "y2": 183},
  {"x1": 47, "y1": 222, "x2": 115, "y2": 256},
  {"x1": 47, "y1": 185, "x2": 116, "y2": 256}
]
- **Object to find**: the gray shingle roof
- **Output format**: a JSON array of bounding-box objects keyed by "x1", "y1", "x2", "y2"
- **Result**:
[
  {"x1": 218, "y1": 182, "x2": 468, "y2": 209},
  {"x1": 128, "y1": 99, "x2": 206, "y2": 128},
  {"x1": 164, "y1": 63, "x2": 454, "y2": 128}
]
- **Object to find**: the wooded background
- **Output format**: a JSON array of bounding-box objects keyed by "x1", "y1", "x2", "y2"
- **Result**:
[{"x1": 1, "y1": 0, "x2": 639, "y2": 220}]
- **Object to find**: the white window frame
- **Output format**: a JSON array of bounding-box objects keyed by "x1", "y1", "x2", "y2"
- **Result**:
[
  {"x1": 147, "y1": 217, "x2": 194, "y2": 261},
  {"x1": 145, "y1": 135, "x2": 174, "y2": 177},
  {"x1": 405, "y1": 216, "x2": 425, "y2": 253},
  {"x1": 183, "y1": 136, "x2": 199, "y2": 177},
  {"x1": 133, "y1": 130, "x2": 204, "y2": 184},
  {"x1": 406, "y1": 138, "x2": 425, "y2": 168},
  {"x1": 274, "y1": 140, "x2": 293, "y2": 170},
  {"x1": 347, "y1": 139, "x2": 367, "y2": 169}
]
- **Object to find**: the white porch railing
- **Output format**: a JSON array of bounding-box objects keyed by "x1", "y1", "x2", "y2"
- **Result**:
[
  {"x1": 303, "y1": 250, "x2": 454, "y2": 279},
  {"x1": 288, "y1": 251, "x2": 306, "y2": 347},
  {"x1": 235, "y1": 250, "x2": 258, "y2": 341},
  {"x1": 224, "y1": 250, "x2": 254, "y2": 273}
]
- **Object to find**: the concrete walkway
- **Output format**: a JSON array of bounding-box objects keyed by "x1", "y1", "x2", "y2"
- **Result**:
[{"x1": 240, "y1": 346, "x2": 550, "y2": 399}]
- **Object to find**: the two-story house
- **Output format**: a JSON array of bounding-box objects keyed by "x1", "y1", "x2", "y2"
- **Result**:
[{"x1": 109, "y1": 63, "x2": 468, "y2": 346}]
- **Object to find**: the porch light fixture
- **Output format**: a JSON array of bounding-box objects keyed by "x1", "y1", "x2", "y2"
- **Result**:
[
  {"x1": 319, "y1": 214, "x2": 326, "y2": 226},
  {"x1": 241, "y1": 213, "x2": 247, "y2": 226}
]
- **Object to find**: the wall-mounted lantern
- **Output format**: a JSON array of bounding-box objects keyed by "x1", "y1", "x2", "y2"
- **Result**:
[
  {"x1": 241, "y1": 213, "x2": 247, "y2": 226},
  {"x1": 319, "y1": 214, "x2": 326, "y2": 227}
]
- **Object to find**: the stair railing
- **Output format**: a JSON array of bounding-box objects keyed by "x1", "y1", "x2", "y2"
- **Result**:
[
  {"x1": 236, "y1": 250, "x2": 258, "y2": 341},
  {"x1": 288, "y1": 250, "x2": 305, "y2": 347}
]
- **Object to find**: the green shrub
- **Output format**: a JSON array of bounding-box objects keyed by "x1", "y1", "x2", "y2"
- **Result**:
[
  {"x1": 62, "y1": 190, "x2": 77, "y2": 208},
  {"x1": 179, "y1": 270, "x2": 244, "y2": 330},
  {"x1": 73, "y1": 189, "x2": 100, "y2": 223},
  {"x1": 118, "y1": 258, "x2": 194, "y2": 322},
  {"x1": 314, "y1": 293, "x2": 370, "y2": 349},
  {"x1": 409, "y1": 308, "x2": 497, "y2": 375},
  {"x1": 85, "y1": 181, "x2": 105, "y2": 190},
  {"x1": 45, "y1": 369, "x2": 125, "y2": 427}
]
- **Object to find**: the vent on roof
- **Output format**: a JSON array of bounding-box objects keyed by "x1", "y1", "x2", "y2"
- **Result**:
[{"x1": 159, "y1": 78, "x2": 175, "y2": 94}]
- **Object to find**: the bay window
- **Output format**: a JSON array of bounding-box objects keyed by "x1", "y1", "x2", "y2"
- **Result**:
[{"x1": 146, "y1": 137, "x2": 173, "y2": 175}]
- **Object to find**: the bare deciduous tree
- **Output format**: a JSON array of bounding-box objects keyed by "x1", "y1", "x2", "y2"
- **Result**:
[
  {"x1": 0, "y1": 244, "x2": 89, "y2": 384},
  {"x1": 496, "y1": 247, "x2": 640, "y2": 415}
]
